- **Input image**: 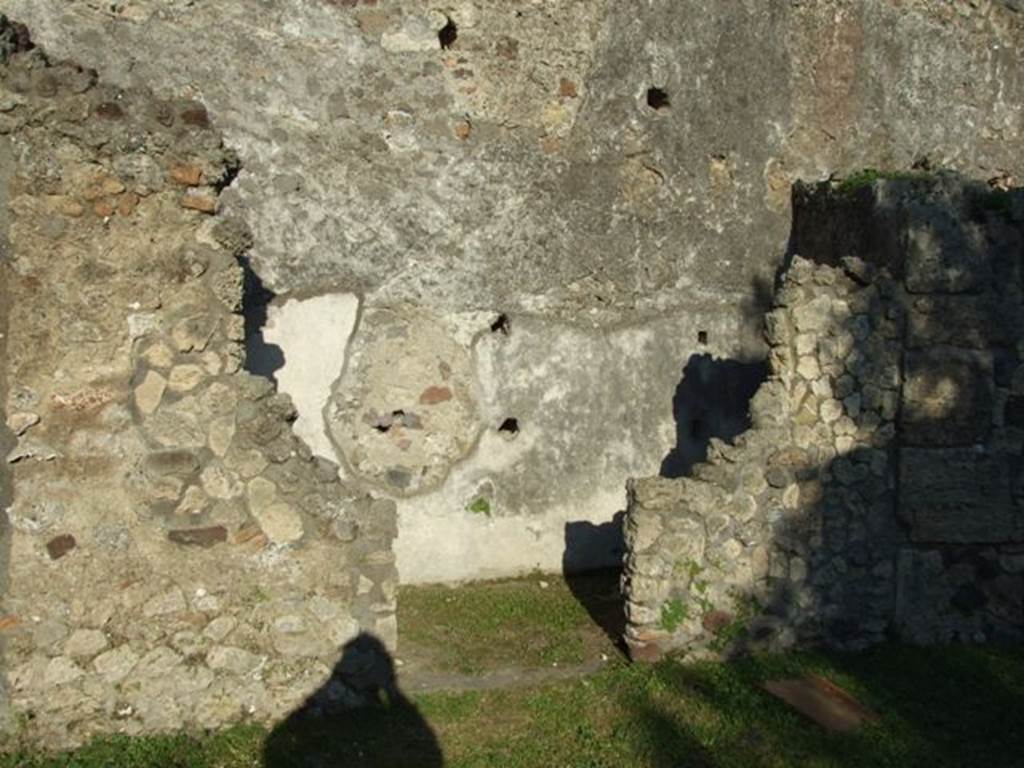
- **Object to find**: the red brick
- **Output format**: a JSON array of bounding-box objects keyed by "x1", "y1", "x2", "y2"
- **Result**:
[{"x1": 419, "y1": 386, "x2": 453, "y2": 405}]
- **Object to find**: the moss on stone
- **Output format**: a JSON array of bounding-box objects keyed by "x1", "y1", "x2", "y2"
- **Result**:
[{"x1": 836, "y1": 167, "x2": 937, "y2": 194}]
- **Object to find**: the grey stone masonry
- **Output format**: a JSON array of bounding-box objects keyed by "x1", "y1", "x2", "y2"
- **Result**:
[
  {"x1": 0, "y1": 28, "x2": 397, "y2": 747},
  {"x1": 623, "y1": 175, "x2": 1024, "y2": 661}
]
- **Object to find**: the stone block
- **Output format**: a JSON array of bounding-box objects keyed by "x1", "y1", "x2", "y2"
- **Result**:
[
  {"x1": 902, "y1": 448, "x2": 1014, "y2": 543},
  {"x1": 901, "y1": 350, "x2": 993, "y2": 446},
  {"x1": 904, "y1": 207, "x2": 985, "y2": 294},
  {"x1": 907, "y1": 296, "x2": 1019, "y2": 349}
]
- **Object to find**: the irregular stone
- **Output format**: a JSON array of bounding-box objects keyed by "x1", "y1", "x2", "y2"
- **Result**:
[
  {"x1": 246, "y1": 478, "x2": 304, "y2": 544},
  {"x1": 143, "y1": 587, "x2": 188, "y2": 617},
  {"x1": 200, "y1": 464, "x2": 241, "y2": 500},
  {"x1": 208, "y1": 416, "x2": 236, "y2": 457},
  {"x1": 175, "y1": 485, "x2": 210, "y2": 517},
  {"x1": 6, "y1": 438, "x2": 59, "y2": 464},
  {"x1": 92, "y1": 645, "x2": 139, "y2": 684},
  {"x1": 64, "y1": 629, "x2": 109, "y2": 659},
  {"x1": 6, "y1": 411, "x2": 39, "y2": 436},
  {"x1": 170, "y1": 630, "x2": 208, "y2": 657},
  {"x1": 201, "y1": 350, "x2": 222, "y2": 375},
  {"x1": 134, "y1": 370, "x2": 167, "y2": 414},
  {"x1": 44, "y1": 656, "x2": 84, "y2": 686},
  {"x1": 782, "y1": 484, "x2": 801, "y2": 510},
  {"x1": 332, "y1": 517, "x2": 358, "y2": 542},
  {"x1": 168, "y1": 364, "x2": 206, "y2": 392},
  {"x1": 820, "y1": 399, "x2": 842, "y2": 423},
  {"x1": 328, "y1": 615, "x2": 361, "y2": 646},
  {"x1": 144, "y1": 450, "x2": 200, "y2": 478},
  {"x1": 357, "y1": 575, "x2": 374, "y2": 595},
  {"x1": 32, "y1": 619, "x2": 69, "y2": 649},
  {"x1": 171, "y1": 315, "x2": 217, "y2": 353},
  {"x1": 843, "y1": 393, "x2": 861, "y2": 419},
  {"x1": 203, "y1": 616, "x2": 237, "y2": 642},
  {"x1": 169, "y1": 164, "x2": 203, "y2": 186},
  {"x1": 181, "y1": 189, "x2": 218, "y2": 214},
  {"x1": 273, "y1": 615, "x2": 307, "y2": 634},
  {"x1": 796, "y1": 356, "x2": 820, "y2": 380},
  {"x1": 792, "y1": 295, "x2": 832, "y2": 332},
  {"x1": 135, "y1": 646, "x2": 183, "y2": 678},
  {"x1": 167, "y1": 526, "x2": 228, "y2": 548},
  {"x1": 380, "y1": 12, "x2": 447, "y2": 53},
  {"x1": 206, "y1": 646, "x2": 260, "y2": 675}
]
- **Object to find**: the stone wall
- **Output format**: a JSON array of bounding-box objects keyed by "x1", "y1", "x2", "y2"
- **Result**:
[
  {"x1": 0, "y1": 32, "x2": 397, "y2": 746},
  {"x1": 623, "y1": 175, "x2": 1024, "y2": 660},
  {"x1": 1, "y1": 0, "x2": 1021, "y2": 583}
]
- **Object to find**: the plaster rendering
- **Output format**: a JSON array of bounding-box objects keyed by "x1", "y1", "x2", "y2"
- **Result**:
[{"x1": 261, "y1": 292, "x2": 359, "y2": 463}]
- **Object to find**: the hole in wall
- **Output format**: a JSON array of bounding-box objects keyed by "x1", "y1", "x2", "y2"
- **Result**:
[
  {"x1": 498, "y1": 417, "x2": 519, "y2": 435},
  {"x1": 212, "y1": 151, "x2": 241, "y2": 193},
  {"x1": 371, "y1": 409, "x2": 417, "y2": 434},
  {"x1": 698, "y1": 330, "x2": 708, "y2": 345},
  {"x1": 646, "y1": 87, "x2": 670, "y2": 110},
  {"x1": 438, "y1": 17, "x2": 458, "y2": 50},
  {"x1": 490, "y1": 313, "x2": 510, "y2": 335},
  {"x1": 240, "y1": 256, "x2": 284, "y2": 383}
]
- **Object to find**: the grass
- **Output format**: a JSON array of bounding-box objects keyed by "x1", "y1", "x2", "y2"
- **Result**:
[
  {"x1": 397, "y1": 571, "x2": 622, "y2": 675},
  {"x1": 835, "y1": 168, "x2": 937, "y2": 194},
  {"x1": 4, "y1": 574, "x2": 1024, "y2": 766},
  {"x1": 4, "y1": 645, "x2": 1024, "y2": 767},
  {"x1": 466, "y1": 497, "x2": 491, "y2": 516}
]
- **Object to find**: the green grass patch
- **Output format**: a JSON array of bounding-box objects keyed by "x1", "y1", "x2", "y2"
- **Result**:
[
  {"x1": 398, "y1": 573, "x2": 620, "y2": 675},
  {"x1": 658, "y1": 598, "x2": 688, "y2": 633},
  {"x1": 6, "y1": 644, "x2": 1024, "y2": 767}
]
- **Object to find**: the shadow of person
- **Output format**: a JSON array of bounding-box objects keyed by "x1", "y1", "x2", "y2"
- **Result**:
[{"x1": 263, "y1": 633, "x2": 443, "y2": 768}]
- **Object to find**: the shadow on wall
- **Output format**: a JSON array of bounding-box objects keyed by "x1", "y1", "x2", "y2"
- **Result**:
[
  {"x1": 263, "y1": 633, "x2": 443, "y2": 768},
  {"x1": 743, "y1": 177, "x2": 1024, "y2": 653},
  {"x1": 563, "y1": 513, "x2": 625, "y2": 574},
  {"x1": 240, "y1": 255, "x2": 285, "y2": 382},
  {"x1": 660, "y1": 353, "x2": 768, "y2": 478},
  {"x1": 563, "y1": 516, "x2": 629, "y2": 653},
  {"x1": 611, "y1": 174, "x2": 1024, "y2": 766},
  {"x1": 629, "y1": 174, "x2": 1024, "y2": 665}
]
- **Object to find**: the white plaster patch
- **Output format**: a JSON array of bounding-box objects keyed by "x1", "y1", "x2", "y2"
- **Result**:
[
  {"x1": 262, "y1": 293, "x2": 359, "y2": 463},
  {"x1": 394, "y1": 427, "x2": 632, "y2": 584},
  {"x1": 394, "y1": 310, "x2": 757, "y2": 584},
  {"x1": 396, "y1": 484, "x2": 628, "y2": 585}
]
